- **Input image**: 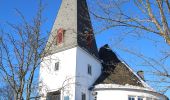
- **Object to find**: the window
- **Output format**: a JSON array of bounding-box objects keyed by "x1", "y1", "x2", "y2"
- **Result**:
[
  {"x1": 146, "y1": 97, "x2": 152, "y2": 100},
  {"x1": 88, "y1": 64, "x2": 92, "y2": 75},
  {"x1": 86, "y1": 32, "x2": 92, "y2": 48},
  {"x1": 82, "y1": 93, "x2": 86, "y2": 100},
  {"x1": 83, "y1": 27, "x2": 93, "y2": 48},
  {"x1": 153, "y1": 99, "x2": 159, "y2": 100},
  {"x1": 46, "y1": 91, "x2": 60, "y2": 100},
  {"x1": 92, "y1": 91, "x2": 97, "y2": 100},
  {"x1": 64, "y1": 96, "x2": 69, "y2": 100},
  {"x1": 128, "y1": 96, "x2": 135, "y2": 100},
  {"x1": 56, "y1": 28, "x2": 64, "y2": 45},
  {"x1": 138, "y1": 97, "x2": 144, "y2": 100},
  {"x1": 54, "y1": 62, "x2": 59, "y2": 71}
]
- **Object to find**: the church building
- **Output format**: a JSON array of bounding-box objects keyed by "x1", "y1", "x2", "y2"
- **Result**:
[{"x1": 39, "y1": 0, "x2": 168, "y2": 100}]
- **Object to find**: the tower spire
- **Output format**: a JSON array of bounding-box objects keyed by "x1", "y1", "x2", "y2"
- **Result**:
[{"x1": 46, "y1": 0, "x2": 99, "y2": 58}]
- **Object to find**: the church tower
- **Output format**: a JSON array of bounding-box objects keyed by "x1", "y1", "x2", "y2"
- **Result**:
[
  {"x1": 45, "y1": 0, "x2": 99, "y2": 57},
  {"x1": 39, "y1": 0, "x2": 102, "y2": 100}
]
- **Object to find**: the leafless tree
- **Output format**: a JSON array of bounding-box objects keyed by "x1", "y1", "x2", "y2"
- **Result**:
[
  {"x1": 0, "y1": 1, "x2": 54, "y2": 100},
  {"x1": 116, "y1": 46, "x2": 170, "y2": 93},
  {"x1": 0, "y1": 82, "x2": 14, "y2": 100},
  {"x1": 92, "y1": 0, "x2": 170, "y2": 44}
]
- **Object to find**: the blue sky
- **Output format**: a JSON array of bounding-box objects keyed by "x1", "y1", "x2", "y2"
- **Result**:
[{"x1": 0, "y1": 0, "x2": 169, "y2": 98}]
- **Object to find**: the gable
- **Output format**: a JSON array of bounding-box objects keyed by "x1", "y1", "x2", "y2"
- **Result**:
[{"x1": 93, "y1": 44, "x2": 145, "y2": 87}]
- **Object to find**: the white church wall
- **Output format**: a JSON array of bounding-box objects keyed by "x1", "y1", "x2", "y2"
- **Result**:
[
  {"x1": 75, "y1": 47, "x2": 102, "y2": 100},
  {"x1": 39, "y1": 47, "x2": 102, "y2": 100},
  {"x1": 39, "y1": 47, "x2": 77, "y2": 100},
  {"x1": 95, "y1": 89, "x2": 167, "y2": 100}
]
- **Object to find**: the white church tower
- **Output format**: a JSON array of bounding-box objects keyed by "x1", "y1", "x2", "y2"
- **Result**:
[
  {"x1": 39, "y1": 0, "x2": 169, "y2": 100},
  {"x1": 39, "y1": 0, "x2": 102, "y2": 100}
]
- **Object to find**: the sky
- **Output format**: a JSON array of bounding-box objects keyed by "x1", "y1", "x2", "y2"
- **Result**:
[{"x1": 0, "y1": 0, "x2": 170, "y2": 98}]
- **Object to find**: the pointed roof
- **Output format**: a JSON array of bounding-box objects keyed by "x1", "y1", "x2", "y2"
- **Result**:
[
  {"x1": 93, "y1": 44, "x2": 150, "y2": 88},
  {"x1": 45, "y1": 0, "x2": 99, "y2": 58}
]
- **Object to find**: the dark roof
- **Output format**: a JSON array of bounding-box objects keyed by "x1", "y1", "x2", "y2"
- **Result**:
[
  {"x1": 93, "y1": 44, "x2": 144, "y2": 87},
  {"x1": 77, "y1": 0, "x2": 99, "y2": 58}
]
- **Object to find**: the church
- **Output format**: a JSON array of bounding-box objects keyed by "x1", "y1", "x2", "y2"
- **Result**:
[{"x1": 39, "y1": 0, "x2": 168, "y2": 100}]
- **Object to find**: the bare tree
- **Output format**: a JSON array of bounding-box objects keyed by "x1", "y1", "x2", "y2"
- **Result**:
[
  {"x1": 0, "y1": 1, "x2": 53, "y2": 100},
  {"x1": 91, "y1": 0, "x2": 170, "y2": 44},
  {"x1": 115, "y1": 46, "x2": 170, "y2": 93},
  {"x1": 0, "y1": 82, "x2": 14, "y2": 100}
]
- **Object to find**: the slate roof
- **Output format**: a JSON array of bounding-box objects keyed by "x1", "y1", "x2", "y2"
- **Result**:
[
  {"x1": 93, "y1": 44, "x2": 145, "y2": 87},
  {"x1": 45, "y1": 0, "x2": 99, "y2": 58}
]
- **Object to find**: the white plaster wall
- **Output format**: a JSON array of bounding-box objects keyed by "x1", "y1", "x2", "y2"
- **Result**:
[
  {"x1": 39, "y1": 47, "x2": 77, "y2": 100},
  {"x1": 75, "y1": 47, "x2": 102, "y2": 100},
  {"x1": 95, "y1": 89, "x2": 167, "y2": 100},
  {"x1": 39, "y1": 47, "x2": 102, "y2": 100}
]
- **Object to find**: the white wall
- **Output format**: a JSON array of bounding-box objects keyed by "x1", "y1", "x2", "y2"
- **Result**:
[
  {"x1": 39, "y1": 47, "x2": 77, "y2": 100},
  {"x1": 39, "y1": 47, "x2": 102, "y2": 100},
  {"x1": 75, "y1": 47, "x2": 102, "y2": 100},
  {"x1": 95, "y1": 89, "x2": 167, "y2": 100}
]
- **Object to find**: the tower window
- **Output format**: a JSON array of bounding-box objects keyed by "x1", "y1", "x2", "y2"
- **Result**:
[
  {"x1": 56, "y1": 28, "x2": 64, "y2": 45},
  {"x1": 83, "y1": 27, "x2": 93, "y2": 48},
  {"x1": 82, "y1": 93, "x2": 86, "y2": 100},
  {"x1": 88, "y1": 64, "x2": 92, "y2": 75},
  {"x1": 86, "y1": 31, "x2": 92, "y2": 48},
  {"x1": 54, "y1": 62, "x2": 59, "y2": 71}
]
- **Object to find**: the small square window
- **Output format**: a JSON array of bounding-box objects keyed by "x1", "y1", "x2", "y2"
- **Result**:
[
  {"x1": 146, "y1": 97, "x2": 152, "y2": 100},
  {"x1": 128, "y1": 96, "x2": 135, "y2": 100},
  {"x1": 138, "y1": 96, "x2": 144, "y2": 100},
  {"x1": 64, "y1": 96, "x2": 69, "y2": 100},
  {"x1": 153, "y1": 98, "x2": 159, "y2": 100},
  {"x1": 46, "y1": 91, "x2": 60, "y2": 100},
  {"x1": 87, "y1": 64, "x2": 92, "y2": 75},
  {"x1": 54, "y1": 62, "x2": 59, "y2": 71}
]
